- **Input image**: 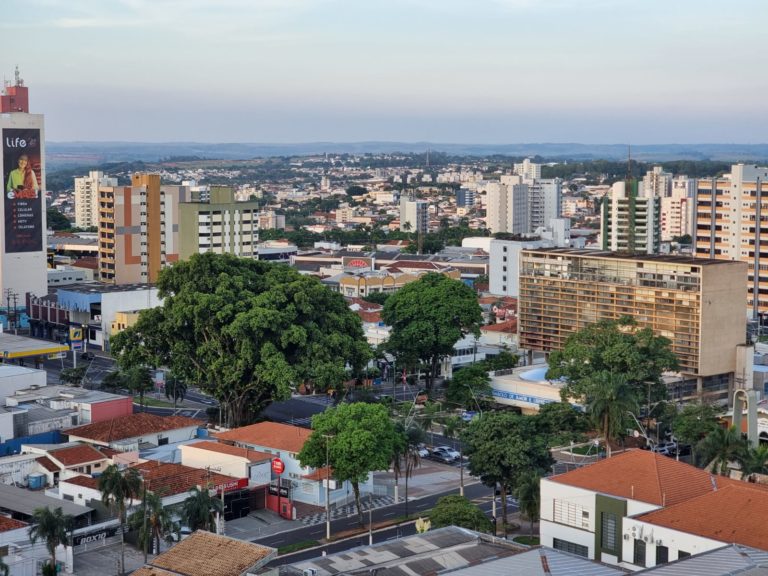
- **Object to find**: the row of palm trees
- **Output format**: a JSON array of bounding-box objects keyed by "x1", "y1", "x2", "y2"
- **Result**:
[
  {"x1": 26, "y1": 464, "x2": 224, "y2": 576},
  {"x1": 586, "y1": 372, "x2": 768, "y2": 478}
]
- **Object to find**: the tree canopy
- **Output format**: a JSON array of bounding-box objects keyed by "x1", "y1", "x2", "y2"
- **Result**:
[
  {"x1": 299, "y1": 402, "x2": 400, "y2": 525},
  {"x1": 111, "y1": 253, "x2": 371, "y2": 426},
  {"x1": 546, "y1": 317, "x2": 678, "y2": 402},
  {"x1": 445, "y1": 364, "x2": 491, "y2": 411},
  {"x1": 382, "y1": 273, "x2": 482, "y2": 388},
  {"x1": 429, "y1": 495, "x2": 492, "y2": 533},
  {"x1": 673, "y1": 402, "x2": 720, "y2": 447},
  {"x1": 463, "y1": 412, "x2": 553, "y2": 524}
]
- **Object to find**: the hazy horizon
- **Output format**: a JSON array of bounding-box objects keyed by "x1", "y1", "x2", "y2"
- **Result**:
[{"x1": 4, "y1": 0, "x2": 767, "y2": 144}]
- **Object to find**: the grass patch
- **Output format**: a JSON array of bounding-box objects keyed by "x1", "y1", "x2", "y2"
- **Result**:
[
  {"x1": 278, "y1": 540, "x2": 319, "y2": 555},
  {"x1": 513, "y1": 535, "x2": 540, "y2": 546},
  {"x1": 134, "y1": 396, "x2": 176, "y2": 408}
]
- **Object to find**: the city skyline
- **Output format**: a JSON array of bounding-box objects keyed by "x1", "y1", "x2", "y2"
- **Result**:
[{"x1": 3, "y1": 0, "x2": 767, "y2": 144}]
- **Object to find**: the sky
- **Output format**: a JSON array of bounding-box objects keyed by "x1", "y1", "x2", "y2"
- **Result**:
[{"x1": 2, "y1": 0, "x2": 767, "y2": 144}]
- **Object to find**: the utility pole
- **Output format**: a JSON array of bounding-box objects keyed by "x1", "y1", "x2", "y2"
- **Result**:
[
  {"x1": 322, "y1": 434, "x2": 335, "y2": 541},
  {"x1": 368, "y1": 491, "x2": 373, "y2": 545}
]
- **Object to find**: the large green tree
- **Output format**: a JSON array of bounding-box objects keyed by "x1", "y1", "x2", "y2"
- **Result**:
[
  {"x1": 445, "y1": 364, "x2": 491, "y2": 411},
  {"x1": 546, "y1": 317, "x2": 678, "y2": 402},
  {"x1": 299, "y1": 403, "x2": 400, "y2": 526},
  {"x1": 673, "y1": 402, "x2": 720, "y2": 447},
  {"x1": 463, "y1": 412, "x2": 553, "y2": 528},
  {"x1": 382, "y1": 273, "x2": 482, "y2": 388},
  {"x1": 429, "y1": 495, "x2": 492, "y2": 533},
  {"x1": 28, "y1": 507, "x2": 73, "y2": 575},
  {"x1": 111, "y1": 253, "x2": 371, "y2": 426}
]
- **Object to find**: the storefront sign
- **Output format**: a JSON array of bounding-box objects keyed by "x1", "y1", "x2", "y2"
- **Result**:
[
  {"x1": 73, "y1": 527, "x2": 118, "y2": 546},
  {"x1": 271, "y1": 458, "x2": 285, "y2": 475}
]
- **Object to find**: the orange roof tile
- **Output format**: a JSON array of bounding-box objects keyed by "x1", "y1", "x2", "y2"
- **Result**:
[
  {"x1": 184, "y1": 441, "x2": 271, "y2": 463},
  {"x1": 50, "y1": 444, "x2": 108, "y2": 467},
  {"x1": 132, "y1": 461, "x2": 240, "y2": 498},
  {"x1": 62, "y1": 475, "x2": 100, "y2": 490},
  {"x1": 215, "y1": 422, "x2": 311, "y2": 453},
  {"x1": 303, "y1": 466, "x2": 334, "y2": 481},
  {"x1": 636, "y1": 483, "x2": 768, "y2": 550},
  {"x1": 0, "y1": 516, "x2": 27, "y2": 532},
  {"x1": 550, "y1": 449, "x2": 733, "y2": 507},
  {"x1": 66, "y1": 413, "x2": 203, "y2": 443},
  {"x1": 36, "y1": 456, "x2": 60, "y2": 472},
  {"x1": 147, "y1": 530, "x2": 274, "y2": 576}
]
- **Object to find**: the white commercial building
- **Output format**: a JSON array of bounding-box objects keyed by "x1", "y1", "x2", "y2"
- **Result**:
[
  {"x1": 0, "y1": 112, "x2": 47, "y2": 302},
  {"x1": 74, "y1": 171, "x2": 117, "y2": 229}
]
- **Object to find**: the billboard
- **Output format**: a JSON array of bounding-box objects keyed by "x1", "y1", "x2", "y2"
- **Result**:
[{"x1": 3, "y1": 128, "x2": 42, "y2": 253}]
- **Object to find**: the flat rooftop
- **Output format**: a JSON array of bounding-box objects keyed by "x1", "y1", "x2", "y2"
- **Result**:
[
  {"x1": 58, "y1": 282, "x2": 156, "y2": 294},
  {"x1": 0, "y1": 334, "x2": 68, "y2": 359},
  {"x1": 522, "y1": 247, "x2": 737, "y2": 266},
  {"x1": 0, "y1": 483, "x2": 91, "y2": 517}
]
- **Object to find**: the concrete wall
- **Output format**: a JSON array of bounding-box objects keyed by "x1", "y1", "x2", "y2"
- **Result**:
[
  {"x1": 620, "y1": 518, "x2": 723, "y2": 570},
  {"x1": 88, "y1": 398, "x2": 133, "y2": 424}
]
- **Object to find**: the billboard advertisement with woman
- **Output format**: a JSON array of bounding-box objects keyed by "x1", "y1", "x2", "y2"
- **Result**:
[{"x1": 3, "y1": 128, "x2": 42, "y2": 252}]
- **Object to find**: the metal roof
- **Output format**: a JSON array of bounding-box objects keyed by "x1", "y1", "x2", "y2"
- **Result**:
[
  {"x1": 635, "y1": 544, "x2": 768, "y2": 576},
  {"x1": 0, "y1": 483, "x2": 92, "y2": 518},
  {"x1": 0, "y1": 334, "x2": 68, "y2": 359}
]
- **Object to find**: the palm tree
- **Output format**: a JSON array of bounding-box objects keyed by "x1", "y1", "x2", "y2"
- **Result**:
[
  {"x1": 696, "y1": 426, "x2": 749, "y2": 476},
  {"x1": 742, "y1": 444, "x2": 768, "y2": 481},
  {"x1": 28, "y1": 507, "x2": 73, "y2": 575},
  {"x1": 99, "y1": 465, "x2": 142, "y2": 575},
  {"x1": 181, "y1": 487, "x2": 223, "y2": 533},
  {"x1": 128, "y1": 490, "x2": 179, "y2": 562},
  {"x1": 587, "y1": 372, "x2": 638, "y2": 458},
  {"x1": 401, "y1": 425, "x2": 423, "y2": 519},
  {"x1": 515, "y1": 471, "x2": 541, "y2": 536},
  {"x1": 442, "y1": 415, "x2": 466, "y2": 496}
]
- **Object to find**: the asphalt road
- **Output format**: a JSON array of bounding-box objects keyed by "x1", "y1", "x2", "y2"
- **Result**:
[{"x1": 255, "y1": 480, "x2": 519, "y2": 565}]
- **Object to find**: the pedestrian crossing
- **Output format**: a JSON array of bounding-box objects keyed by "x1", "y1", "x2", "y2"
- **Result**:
[{"x1": 298, "y1": 495, "x2": 402, "y2": 526}]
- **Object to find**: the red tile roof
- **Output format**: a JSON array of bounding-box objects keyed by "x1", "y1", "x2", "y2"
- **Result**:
[
  {"x1": 550, "y1": 449, "x2": 736, "y2": 507},
  {"x1": 50, "y1": 444, "x2": 108, "y2": 467},
  {"x1": 132, "y1": 461, "x2": 239, "y2": 498},
  {"x1": 184, "y1": 441, "x2": 271, "y2": 463},
  {"x1": 0, "y1": 516, "x2": 27, "y2": 532},
  {"x1": 345, "y1": 297, "x2": 383, "y2": 312},
  {"x1": 36, "y1": 456, "x2": 60, "y2": 472},
  {"x1": 62, "y1": 475, "x2": 100, "y2": 490},
  {"x1": 66, "y1": 413, "x2": 203, "y2": 443},
  {"x1": 356, "y1": 309, "x2": 382, "y2": 324},
  {"x1": 481, "y1": 319, "x2": 517, "y2": 333},
  {"x1": 636, "y1": 483, "x2": 768, "y2": 550},
  {"x1": 215, "y1": 422, "x2": 311, "y2": 453},
  {"x1": 303, "y1": 466, "x2": 334, "y2": 481}
]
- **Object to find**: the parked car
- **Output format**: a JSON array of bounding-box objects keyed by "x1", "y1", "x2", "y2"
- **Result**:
[
  {"x1": 416, "y1": 443, "x2": 430, "y2": 458},
  {"x1": 430, "y1": 452, "x2": 456, "y2": 464},
  {"x1": 432, "y1": 445, "x2": 460, "y2": 461},
  {"x1": 81, "y1": 351, "x2": 95, "y2": 360}
]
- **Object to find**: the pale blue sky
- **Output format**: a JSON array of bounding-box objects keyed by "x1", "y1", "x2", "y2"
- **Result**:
[{"x1": 2, "y1": 0, "x2": 766, "y2": 143}]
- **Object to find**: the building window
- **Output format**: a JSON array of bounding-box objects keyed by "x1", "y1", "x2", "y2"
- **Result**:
[
  {"x1": 553, "y1": 538, "x2": 588, "y2": 558},
  {"x1": 678, "y1": 550, "x2": 691, "y2": 560},
  {"x1": 601, "y1": 512, "x2": 617, "y2": 553},
  {"x1": 656, "y1": 545, "x2": 669, "y2": 565},
  {"x1": 633, "y1": 539, "x2": 646, "y2": 567}
]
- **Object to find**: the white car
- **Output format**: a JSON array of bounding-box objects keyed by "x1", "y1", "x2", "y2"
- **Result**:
[{"x1": 433, "y1": 445, "x2": 460, "y2": 460}]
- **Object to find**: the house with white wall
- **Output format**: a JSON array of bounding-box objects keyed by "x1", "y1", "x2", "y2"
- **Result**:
[
  {"x1": 215, "y1": 422, "x2": 368, "y2": 516},
  {"x1": 540, "y1": 450, "x2": 756, "y2": 568},
  {"x1": 180, "y1": 441, "x2": 272, "y2": 487},
  {"x1": 65, "y1": 413, "x2": 203, "y2": 452}
]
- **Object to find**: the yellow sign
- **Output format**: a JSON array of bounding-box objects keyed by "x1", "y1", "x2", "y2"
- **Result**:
[{"x1": 69, "y1": 327, "x2": 83, "y2": 341}]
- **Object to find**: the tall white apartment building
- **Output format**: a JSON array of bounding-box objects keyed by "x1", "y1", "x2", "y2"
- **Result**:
[
  {"x1": 486, "y1": 180, "x2": 529, "y2": 234},
  {"x1": 74, "y1": 171, "x2": 117, "y2": 229},
  {"x1": 642, "y1": 166, "x2": 673, "y2": 198},
  {"x1": 528, "y1": 179, "x2": 562, "y2": 231},
  {"x1": 660, "y1": 176, "x2": 695, "y2": 241},
  {"x1": 513, "y1": 158, "x2": 541, "y2": 180},
  {"x1": 695, "y1": 163, "x2": 768, "y2": 316},
  {"x1": 399, "y1": 196, "x2": 428, "y2": 234},
  {"x1": 600, "y1": 180, "x2": 661, "y2": 254}
]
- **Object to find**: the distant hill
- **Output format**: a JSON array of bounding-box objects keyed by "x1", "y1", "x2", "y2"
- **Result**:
[{"x1": 45, "y1": 141, "x2": 768, "y2": 169}]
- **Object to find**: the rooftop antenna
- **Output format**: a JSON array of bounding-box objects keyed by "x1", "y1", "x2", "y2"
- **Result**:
[{"x1": 14, "y1": 65, "x2": 23, "y2": 87}]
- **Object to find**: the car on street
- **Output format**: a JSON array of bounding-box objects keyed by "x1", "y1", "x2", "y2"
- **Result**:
[
  {"x1": 416, "y1": 443, "x2": 430, "y2": 458},
  {"x1": 430, "y1": 452, "x2": 456, "y2": 464},
  {"x1": 430, "y1": 446, "x2": 459, "y2": 462}
]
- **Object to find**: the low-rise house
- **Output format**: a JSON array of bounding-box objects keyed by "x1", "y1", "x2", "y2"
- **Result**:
[
  {"x1": 179, "y1": 441, "x2": 271, "y2": 486},
  {"x1": 23, "y1": 442, "x2": 112, "y2": 486},
  {"x1": 65, "y1": 413, "x2": 203, "y2": 452},
  {"x1": 215, "y1": 422, "x2": 367, "y2": 518},
  {"x1": 132, "y1": 530, "x2": 276, "y2": 576},
  {"x1": 7, "y1": 385, "x2": 132, "y2": 425},
  {"x1": 540, "y1": 449, "x2": 768, "y2": 571}
]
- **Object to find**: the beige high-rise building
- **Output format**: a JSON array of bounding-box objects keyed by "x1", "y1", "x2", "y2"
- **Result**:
[
  {"x1": 74, "y1": 171, "x2": 117, "y2": 229},
  {"x1": 642, "y1": 166, "x2": 673, "y2": 198},
  {"x1": 178, "y1": 186, "x2": 260, "y2": 260},
  {"x1": 660, "y1": 177, "x2": 695, "y2": 242},
  {"x1": 518, "y1": 248, "x2": 747, "y2": 403},
  {"x1": 98, "y1": 173, "x2": 186, "y2": 284},
  {"x1": 695, "y1": 164, "x2": 768, "y2": 317}
]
